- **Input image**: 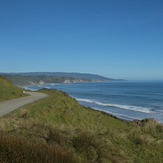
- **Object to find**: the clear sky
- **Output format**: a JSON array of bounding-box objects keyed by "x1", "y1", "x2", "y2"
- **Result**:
[{"x1": 0, "y1": 0, "x2": 163, "y2": 80}]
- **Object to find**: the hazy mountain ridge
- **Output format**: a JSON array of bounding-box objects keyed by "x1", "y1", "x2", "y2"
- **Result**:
[
  {"x1": 2, "y1": 75, "x2": 92, "y2": 86},
  {"x1": 1, "y1": 72, "x2": 123, "y2": 86},
  {"x1": 3, "y1": 72, "x2": 114, "y2": 80}
]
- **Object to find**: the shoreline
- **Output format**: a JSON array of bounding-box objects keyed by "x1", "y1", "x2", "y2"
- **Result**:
[
  {"x1": 75, "y1": 100, "x2": 162, "y2": 124},
  {"x1": 22, "y1": 83, "x2": 163, "y2": 124},
  {"x1": 17, "y1": 80, "x2": 110, "y2": 88}
]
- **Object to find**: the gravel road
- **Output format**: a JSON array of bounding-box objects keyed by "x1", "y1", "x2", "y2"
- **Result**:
[{"x1": 0, "y1": 92, "x2": 48, "y2": 116}]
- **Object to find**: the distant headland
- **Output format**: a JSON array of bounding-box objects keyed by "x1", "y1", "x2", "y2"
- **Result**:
[{"x1": 0, "y1": 72, "x2": 125, "y2": 86}]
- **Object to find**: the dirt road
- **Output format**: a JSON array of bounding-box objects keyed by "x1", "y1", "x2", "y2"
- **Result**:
[{"x1": 0, "y1": 92, "x2": 48, "y2": 116}]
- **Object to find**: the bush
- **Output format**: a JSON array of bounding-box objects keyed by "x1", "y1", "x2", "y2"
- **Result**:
[
  {"x1": 72, "y1": 131, "x2": 104, "y2": 162},
  {"x1": 0, "y1": 131, "x2": 79, "y2": 163}
]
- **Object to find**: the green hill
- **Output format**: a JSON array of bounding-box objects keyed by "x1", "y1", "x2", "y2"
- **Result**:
[
  {"x1": 1, "y1": 88, "x2": 163, "y2": 162},
  {"x1": 0, "y1": 76, "x2": 26, "y2": 101}
]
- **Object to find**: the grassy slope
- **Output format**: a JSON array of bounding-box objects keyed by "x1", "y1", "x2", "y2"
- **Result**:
[
  {"x1": 1, "y1": 89, "x2": 163, "y2": 163},
  {"x1": 0, "y1": 75, "x2": 26, "y2": 101}
]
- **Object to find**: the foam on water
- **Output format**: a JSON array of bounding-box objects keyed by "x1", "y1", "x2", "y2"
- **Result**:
[
  {"x1": 93, "y1": 107, "x2": 142, "y2": 120},
  {"x1": 76, "y1": 98, "x2": 152, "y2": 114}
]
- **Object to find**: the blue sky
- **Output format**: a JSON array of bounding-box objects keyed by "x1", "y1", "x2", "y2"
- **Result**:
[{"x1": 0, "y1": 0, "x2": 163, "y2": 80}]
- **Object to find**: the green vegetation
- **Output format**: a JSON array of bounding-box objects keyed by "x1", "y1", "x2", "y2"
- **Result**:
[
  {"x1": 0, "y1": 77, "x2": 163, "y2": 162},
  {"x1": 0, "y1": 75, "x2": 26, "y2": 101},
  {"x1": 0, "y1": 131, "x2": 78, "y2": 163}
]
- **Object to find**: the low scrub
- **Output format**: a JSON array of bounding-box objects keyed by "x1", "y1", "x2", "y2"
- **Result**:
[{"x1": 0, "y1": 131, "x2": 79, "y2": 163}]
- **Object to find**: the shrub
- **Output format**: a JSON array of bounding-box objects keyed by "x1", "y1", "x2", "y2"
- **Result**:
[
  {"x1": 72, "y1": 131, "x2": 104, "y2": 162},
  {"x1": 0, "y1": 131, "x2": 79, "y2": 163}
]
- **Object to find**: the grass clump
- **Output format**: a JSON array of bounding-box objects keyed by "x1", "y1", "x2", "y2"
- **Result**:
[
  {"x1": 72, "y1": 131, "x2": 104, "y2": 162},
  {"x1": 0, "y1": 131, "x2": 79, "y2": 163}
]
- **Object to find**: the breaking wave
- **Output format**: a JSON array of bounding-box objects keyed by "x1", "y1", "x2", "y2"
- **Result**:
[
  {"x1": 76, "y1": 98, "x2": 152, "y2": 114},
  {"x1": 93, "y1": 108, "x2": 142, "y2": 120}
]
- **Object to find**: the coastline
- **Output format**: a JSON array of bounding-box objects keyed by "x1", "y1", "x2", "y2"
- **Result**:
[
  {"x1": 22, "y1": 81, "x2": 163, "y2": 124},
  {"x1": 74, "y1": 98, "x2": 163, "y2": 124},
  {"x1": 1, "y1": 88, "x2": 163, "y2": 163}
]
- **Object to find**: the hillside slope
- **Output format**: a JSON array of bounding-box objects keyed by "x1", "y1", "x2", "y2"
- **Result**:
[
  {"x1": 0, "y1": 76, "x2": 26, "y2": 101},
  {"x1": 1, "y1": 88, "x2": 163, "y2": 163}
]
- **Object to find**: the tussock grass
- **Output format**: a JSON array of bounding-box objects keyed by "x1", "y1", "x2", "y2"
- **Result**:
[
  {"x1": 72, "y1": 131, "x2": 106, "y2": 162},
  {"x1": 0, "y1": 131, "x2": 79, "y2": 163}
]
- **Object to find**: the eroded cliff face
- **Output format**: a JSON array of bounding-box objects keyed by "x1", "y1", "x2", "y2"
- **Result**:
[
  {"x1": 63, "y1": 79, "x2": 90, "y2": 83},
  {"x1": 23, "y1": 79, "x2": 92, "y2": 86}
]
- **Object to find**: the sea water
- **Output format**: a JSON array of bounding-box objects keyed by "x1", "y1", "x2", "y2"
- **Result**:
[{"x1": 24, "y1": 81, "x2": 163, "y2": 123}]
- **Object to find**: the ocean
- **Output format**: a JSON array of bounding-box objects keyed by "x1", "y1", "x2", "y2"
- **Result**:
[{"x1": 24, "y1": 81, "x2": 163, "y2": 123}]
